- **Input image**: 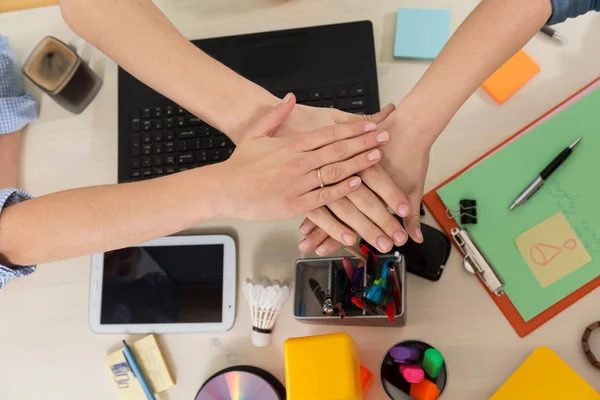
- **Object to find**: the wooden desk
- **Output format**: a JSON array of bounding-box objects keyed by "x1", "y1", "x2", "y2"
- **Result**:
[
  {"x1": 1, "y1": 1, "x2": 599, "y2": 399},
  {"x1": 0, "y1": 0, "x2": 57, "y2": 13}
]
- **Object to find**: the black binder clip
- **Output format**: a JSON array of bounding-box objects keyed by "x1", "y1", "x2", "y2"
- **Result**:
[{"x1": 446, "y1": 199, "x2": 477, "y2": 224}]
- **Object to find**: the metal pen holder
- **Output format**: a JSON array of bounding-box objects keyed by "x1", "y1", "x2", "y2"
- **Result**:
[{"x1": 293, "y1": 254, "x2": 407, "y2": 327}]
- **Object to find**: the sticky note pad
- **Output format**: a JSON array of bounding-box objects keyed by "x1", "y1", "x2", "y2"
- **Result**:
[
  {"x1": 394, "y1": 8, "x2": 450, "y2": 60},
  {"x1": 482, "y1": 50, "x2": 540, "y2": 103},
  {"x1": 491, "y1": 347, "x2": 600, "y2": 400},
  {"x1": 516, "y1": 212, "x2": 591, "y2": 288},
  {"x1": 105, "y1": 335, "x2": 175, "y2": 400}
]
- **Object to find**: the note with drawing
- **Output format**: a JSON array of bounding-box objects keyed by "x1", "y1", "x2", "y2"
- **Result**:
[
  {"x1": 105, "y1": 334, "x2": 175, "y2": 400},
  {"x1": 516, "y1": 212, "x2": 592, "y2": 288}
]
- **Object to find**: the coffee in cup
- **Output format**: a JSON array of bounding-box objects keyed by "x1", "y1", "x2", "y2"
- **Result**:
[{"x1": 22, "y1": 36, "x2": 102, "y2": 114}]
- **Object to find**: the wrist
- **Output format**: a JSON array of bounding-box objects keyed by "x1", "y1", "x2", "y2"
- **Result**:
[
  {"x1": 223, "y1": 89, "x2": 280, "y2": 144},
  {"x1": 387, "y1": 98, "x2": 438, "y2": 151},
  {"x1": 187, "y1": 164, "x2": 232, "y2": 221}
]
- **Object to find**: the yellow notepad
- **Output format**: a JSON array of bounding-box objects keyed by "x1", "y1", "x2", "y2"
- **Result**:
[
  {"x1": 105, "y1": 335, "x2": 175, "y2": 400},
  {"x1": 491, "y1": 347, "x2": 600, "y2": 400}
]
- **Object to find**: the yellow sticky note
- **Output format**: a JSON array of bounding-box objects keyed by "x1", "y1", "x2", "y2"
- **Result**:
[
  {"x1": 516, "y1": 212, "x2": 592, "y2": 288},
  {"x1": 491, "y1": 347, "x2": 600, "y2": 400},
  {"x1": 105, "y1": 335, "x2": 175, "y2": 400}
]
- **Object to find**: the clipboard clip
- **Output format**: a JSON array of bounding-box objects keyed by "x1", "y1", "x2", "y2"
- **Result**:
[{"x1": 451, "y1": 228, "x2": 504, "y2": 296}]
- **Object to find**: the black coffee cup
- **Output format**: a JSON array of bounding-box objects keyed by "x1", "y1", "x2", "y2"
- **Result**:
[{"x1": 22, "y1": 36, "x2": 102, "y2": 114}]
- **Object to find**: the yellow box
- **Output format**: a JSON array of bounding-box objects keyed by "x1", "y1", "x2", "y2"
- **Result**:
[{"x1": 284, "y1": 332, "x2": 362, "y2": 400}]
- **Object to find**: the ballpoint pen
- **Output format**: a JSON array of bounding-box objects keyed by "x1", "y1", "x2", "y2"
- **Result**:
[
  {"x1": 122, "y1": 340, "x2": 156, "y2": 400},
  {"x1": 540, "y1": 25, "x2": 568, "y2": 44},
  {"x1": 509, "y1": 137, "x2": 582, "y2": 211}
]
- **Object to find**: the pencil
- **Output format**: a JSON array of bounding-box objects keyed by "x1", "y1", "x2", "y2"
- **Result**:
[{"x1": 343, "y1": 246, "x2": 367, "y2": 263}]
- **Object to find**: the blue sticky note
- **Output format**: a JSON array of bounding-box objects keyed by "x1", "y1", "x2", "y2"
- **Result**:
[{"x1": 394, "y1": 8, "x2": 451, "y2": 60}]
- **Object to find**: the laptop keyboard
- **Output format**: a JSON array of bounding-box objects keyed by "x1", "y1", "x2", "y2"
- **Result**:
[{"x1": 127, "y1": 83, "x2": 368, "y2": 181}]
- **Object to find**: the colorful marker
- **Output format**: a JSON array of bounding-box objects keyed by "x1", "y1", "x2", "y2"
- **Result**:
[
  {"x1": 410, "y1": 379, "x2": 440, "y2": 400},
  {"x1": 400, "y1": 364, "x2": 425, "y2": 383},
  {"x1": 389, "y1": 346, "x2": 420, "y2": 363},
  {"x1": 342, "y1": 257, "x2": 355, "y2": 280},
  {"x1": 422, "y1": 348, "x2": 444, "y2": 379}
]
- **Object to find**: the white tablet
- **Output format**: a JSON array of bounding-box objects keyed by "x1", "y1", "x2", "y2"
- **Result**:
[{"x1": 89, "y1": 235, "x2": 236, "y2": 334}]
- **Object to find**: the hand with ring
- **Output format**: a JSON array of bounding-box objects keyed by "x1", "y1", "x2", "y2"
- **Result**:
[{"x1": 212, "y1": 93, "x2": 390, "y2": 221}]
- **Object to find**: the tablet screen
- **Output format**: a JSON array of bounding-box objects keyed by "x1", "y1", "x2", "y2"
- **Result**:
[{"x1": 100, "y1": 244, "x2": 224, "y2": 324}]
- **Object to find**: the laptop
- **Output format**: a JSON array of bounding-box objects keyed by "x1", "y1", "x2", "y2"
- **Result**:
[{"x1": 118, "y1": 20, "x2": 381, "y2": 183}]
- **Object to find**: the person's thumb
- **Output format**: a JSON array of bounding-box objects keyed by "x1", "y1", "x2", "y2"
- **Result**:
[
  {"x1": 335, "y1": 103, "x2": 396, "y2": 125},
  {"x1": 365, "y1": 103, "x2": 396, "y2": 124},
  {"x1": 248, "y1": 93, "x2": 296, "y2": 139},
  {"x1": 404, "y1": 194, "x2": 424, "y2": 244}
]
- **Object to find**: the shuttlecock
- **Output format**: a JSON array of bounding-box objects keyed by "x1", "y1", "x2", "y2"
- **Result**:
[{"x1": 242, "y1": 278, "x2": 290, "y2": 347}]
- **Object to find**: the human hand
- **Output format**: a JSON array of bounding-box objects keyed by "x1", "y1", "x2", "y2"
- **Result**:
[
  {"x1": 297, "y1": 104, "x2": 433, "y2": 255},
  {"x1": 211, "y1": 94, "x2": 391, "y2": 221},
  {"x1": 272, "y1": 104, "x2": 411, "y2": 253}
]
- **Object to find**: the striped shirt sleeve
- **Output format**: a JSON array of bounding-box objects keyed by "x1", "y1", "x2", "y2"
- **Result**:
[
  {"x1": 0, "y1": 35, "x2": 38, "y2": 135},
  {"x1": 0, "y1": 189, "x2": 36, "y2": 290}
]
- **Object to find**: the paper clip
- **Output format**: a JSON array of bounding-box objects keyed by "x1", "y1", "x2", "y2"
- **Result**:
[
  {"x1": 446, "y1": 199, "x2": 477, "y2": 224},
  {"x1": 452, "y1": 227, "x2": 504, "y2": 296}
]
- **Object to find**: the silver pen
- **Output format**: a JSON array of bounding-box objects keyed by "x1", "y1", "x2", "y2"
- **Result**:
[
  {"x1": 540, "y1": 26, "x2": 568, "y2": 44},
  {"x1": 509, "y1": 137, "x2": 582, "y2": 210}
]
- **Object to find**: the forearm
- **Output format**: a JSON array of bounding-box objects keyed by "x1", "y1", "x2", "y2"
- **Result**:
[
  {"x1": 0, "y1": 167, "x2": 222, "y2": 266},
  {"x1": 59, "y1": 0, "x2": 278, "y2": 142},
  {"x1": 399, "y1": 0, "x2": 552, "y2": 144},
  {"x1": 0, "y1": 130, "x2": 21, "y2": 188}
]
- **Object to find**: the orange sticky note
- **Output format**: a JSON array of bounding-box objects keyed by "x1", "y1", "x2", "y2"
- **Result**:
[{"x1": 482, "y1": 50, "x2": 540, "y2": 104}]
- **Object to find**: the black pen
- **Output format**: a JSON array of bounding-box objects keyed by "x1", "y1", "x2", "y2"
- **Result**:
[
  {"x1": 540, "y1": 25, "x2": 568, "y2": 44},
  {"x1": 509, "y1": 137, "x2": 582, "y2": 210}
]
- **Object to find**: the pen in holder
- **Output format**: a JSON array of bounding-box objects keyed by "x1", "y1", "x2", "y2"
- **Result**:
[{"x1": 293, "y1": 254, "x2": 407, "y2": 327}]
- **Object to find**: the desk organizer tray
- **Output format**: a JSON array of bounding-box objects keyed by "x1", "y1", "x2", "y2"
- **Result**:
[{"x1": 293, "y1": 255, "x2": 407, "y2": 327}]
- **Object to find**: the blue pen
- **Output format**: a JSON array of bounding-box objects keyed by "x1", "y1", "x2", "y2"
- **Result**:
[{"x1": 122, "y1": 340, "x2": 156, "y2": 400}]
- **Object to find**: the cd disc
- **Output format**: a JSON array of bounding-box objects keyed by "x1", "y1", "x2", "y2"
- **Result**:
[{"x1": 195, "y1": 366, "x2": 285, "y2": 400}]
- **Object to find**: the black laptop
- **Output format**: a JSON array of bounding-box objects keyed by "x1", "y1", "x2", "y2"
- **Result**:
[{"x1": 118, "y1": 21, "x2": 381, "y2": 183}]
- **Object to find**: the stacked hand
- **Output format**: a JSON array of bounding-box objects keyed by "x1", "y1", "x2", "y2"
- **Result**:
[
  {"x1": 212, "y1": 94, "x2": 392, "y2": 221},
  {"x1": 277, "y1": 102, "x2": 432, "y2": 255}
]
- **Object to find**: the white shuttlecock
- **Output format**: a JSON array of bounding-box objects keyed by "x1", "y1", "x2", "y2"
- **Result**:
[{"x1": 242, "y1": 278, "x2": 290, "y2": 347}]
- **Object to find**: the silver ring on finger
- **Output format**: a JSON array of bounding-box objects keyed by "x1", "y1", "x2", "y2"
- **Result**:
[{"x1": 317, "y1": 167, "x2": 324, "y2": 188}]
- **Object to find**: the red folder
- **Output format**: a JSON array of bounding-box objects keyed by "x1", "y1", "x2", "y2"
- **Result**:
[{"x1": 423, "y1": 77, "x2": 600, "y2": 337}]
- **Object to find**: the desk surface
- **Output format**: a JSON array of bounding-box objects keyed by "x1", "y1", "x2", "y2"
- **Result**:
[{"x1": 1, "y1": 1, "x2": 599, "y2": 399}]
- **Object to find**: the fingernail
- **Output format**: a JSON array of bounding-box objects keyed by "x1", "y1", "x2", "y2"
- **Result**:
[
  {"x1": 299, "y1": 220, "x2": 310, "y2": 235},
  {"x1": 376, "y1": 236, "x2": 393, "y2": 252},
  {"x1": 299, "y1": 239, "x2": 311, "y2": 251},
  {"x1": 387, "y1": 103, "x2": 395, "y2": 109},
  {"x1": 342, "y1": 233, "x2": 355, "y2": 246},
  {"x1": 393, "y1": 231, "x2": 406, "y2": 245},
  {"x1": 282, "y1": 93, "x2": 291, "y2": 104},
  {"x1": 367, "y1": 150, "x2": 381, "y2": 161},
  {"x1": 316, "y1": 244, "x2": 328, "y2": 255},
  {"x1": 415, "y1": 229, "x2": 423, "y2": 243},
  {"x1": 397, "y1": 204, "x2": 410, "y2": 217},
  {"x1": 365, "y1": 122, "x2": 377, "y2": 132},
  {"x1": 349, "y1": 177, "x2": 361, "y2": 188},
  {"x1": 376, "y1": 131, "x2": 389, "y2": 143}
]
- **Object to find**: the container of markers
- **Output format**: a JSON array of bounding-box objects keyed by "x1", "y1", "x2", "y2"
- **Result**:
[
  {"x1": 292, "y1": 254, "x2": 407, "y2": 327},
  {"x1": 380, "y1": 340, "x2": 448, "y2": 400}
]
